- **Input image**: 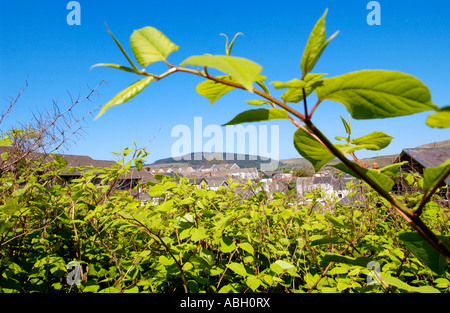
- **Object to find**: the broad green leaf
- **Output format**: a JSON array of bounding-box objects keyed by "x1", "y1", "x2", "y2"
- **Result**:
[
  {"x1": 246, "y1": 275, "x2": 262, "y2": 291},
  {"x1": 315, "y1": 70, "x2": 439, "y2": 119},
  {"x1": 180, "y1": 54, "x2": 263, "y2": 91},
  {"x1": 334, "y1": 143, "x2": 370, "y2": 155},
  {"x1": 381, "y1": 273, "x2": 440, "y2": 293},
  {"x1": 238, "y1": 242, "x2": 254, "y2": 255},
  {"x1": 226, "y1": 262, "x2": 247, "y2": 277},
  {"x1": 222, "y1": 108, "x2": 289, "y2": 126},
  {"x1": 274, "y1": 260, "x2": 296, "y2": 271},
  {"x1": 325, "y1": 214, "x2": 353, "y2": 230},
  {"x1": 280, "y1": 73, "x2": 326, "y2": 103},
  {"x1": 130, "y1": 26, "x2": 179, "y2": 67},
  {"x1": 310, "y1": 237, "x2": 344, "y2": 247},
  {"x1": 423, "y1": 158, "x2": 450, "y2": 194},
  {"x1": 0, "y1": 136, "x2": 14, "y2": 147},
  {"x1": 54, "y1": 155, "x2": 68, "y2": 169},
  {"x1": 191, "y1": 227, "x2": 208, "y2": 242},
  {"x1": 293, "y1": 127, "x2": 335, "y2": 172},
  {"x1": 332, "y1": 162, "x2": 394, "y2": 193},
  {"x1": 350, "y1": 131, "x2": 394, "y2": 151},
  {"x1": 300, "y1": 9, "x2": 338, "y2": 76},
  {"x1": 398, "y1": 232, "x2": 449, "y2": 276},
  {"x1": 219, "y1": 236, "x2": 236, "y2": 253},
  {"x1": 320, "y1": 253, "x2": 372, "y2": 268},
  {"x1": 426, "y1": 106, "x2": 450, "y2": 128},
  {"x1": 378, "y1": 161, "x2": 408, "y2": 177},
  {"x1": 95, "y1": 76, "x2": 154, "y2": 119},
  {"x1": 134, "y1": 158, "x2": 143, "y2": 171},
  {"x1": 196, "y1": 76, "x2": 236, "y2": 105}
]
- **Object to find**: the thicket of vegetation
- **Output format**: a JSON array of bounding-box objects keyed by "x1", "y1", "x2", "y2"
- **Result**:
[{"x1": 0, "y1": 147, "x2": 448, "y2": 293}]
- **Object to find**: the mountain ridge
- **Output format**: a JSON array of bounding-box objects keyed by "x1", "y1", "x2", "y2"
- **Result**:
[{"x1": 147, "y1": 140, "x2": 450, "y2": 169}]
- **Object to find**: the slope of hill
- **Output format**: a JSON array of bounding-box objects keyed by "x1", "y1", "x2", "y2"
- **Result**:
[
  {"x1": 147, "y1": 140, "x2": 450, "y2": 170},
  {"x1": 148, "y1": 152, "x2": 276, "y2": 169},
  {"x1": 415, "y1": 140, "x2": 450, "y2": 149}
]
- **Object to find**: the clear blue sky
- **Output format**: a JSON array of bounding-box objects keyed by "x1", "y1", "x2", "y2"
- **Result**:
[{"x1": 1, "y1": 0, "x2": 449, "y2": 164}]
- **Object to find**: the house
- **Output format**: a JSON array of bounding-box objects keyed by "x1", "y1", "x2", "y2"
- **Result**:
[
  {"x1": 204, "y1": 176, "x2": 230, "y2": 191},
  {"x1": 296, "y1": 173, "x2": 357, "y2": 205},
  {"x1": 393, "y1": 148, "x2": 450, "y2": 198},
  {"x1": 0, "y1": 146, "x2": 156, "y2": 199}
]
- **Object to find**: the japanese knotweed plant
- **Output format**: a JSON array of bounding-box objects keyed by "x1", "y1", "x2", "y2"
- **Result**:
[{"x1": 92, "y1": 10, "x2": 450, "y2": 271}]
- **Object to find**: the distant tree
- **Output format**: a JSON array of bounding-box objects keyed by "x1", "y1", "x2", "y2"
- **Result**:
[{"x1": 292, "y1": 167, "x2": 314, "y2": 177}]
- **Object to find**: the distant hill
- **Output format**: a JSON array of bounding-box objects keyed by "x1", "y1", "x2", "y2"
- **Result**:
[
  {"x1": 415, "y1": 140, "x2": 450, "y2": 149},
  {"x1": 148, "y1": 152, "x2": 276, "y2": 169},
  {"x1": 147, "y1": 140, "x2": 450, "y2": 170}
]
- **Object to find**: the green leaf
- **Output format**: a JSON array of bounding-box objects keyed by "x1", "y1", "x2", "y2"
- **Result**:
[
  {"x1": 426, "y1": 106, "x2": 450, "y2": 128},
  {"x1": 315, "y1": 70, "x2": 439, "y2": 119},
  {"x1": 95, "y1": 76, "x2": 154, "y2": 119},
  {"x1": 90, "y1": 63, "x2": 141, "y2": 74},
  {"x1": 246, "y1": 275, "x2": 262, "y2": 291},
  {"x1": 332, "y1": 162, "x2": 394, "y2": 193},
  {"x1": 274, "y1": 260, "x2": 296, "y2": 271},
  {"x1": 180, "y1": 54, "x2": 263, "y2": 91},
  {"x1": 325, "y1": 214, "x2": 353, "y2": 230},
  {"x1": 191, "y1": 227, "x2": 208, "y2": 242},
  {"x1": 381, "y1": 273, "x2": 440, "y2": 293},
  {"x1": 339, "y1": 114, "x2": 351, "y2": 136},
  {"x1": 105, "y1": 24, "x2": 139, "y2": 71},
  {"x1": 134, "y1": 158, "x2": 143, "y2": 171},
  {"x1": 378, "y1": 161, "x2": 408, "y2": 177},
  {"x1": 398, "y1": 232, "x2": 449, "y2": 276},
  {"x1": 423, "y1": 157, "x2": 450, "y2": 194},
  {"x1": 196, "y1": 76, "x2": 236, "y2": 105},
  {"x1": 226, "y1": 262, "x2": 247, "y2": 277},
  {"x1": 238, "y1": 242, "x2": 254, "y2": 255},
  {"x1": 350, "y1": 131, "x2": 394, "y2": 151},
  {"x1": 320, "y1": 253, "x2": 372, "y2": 268},
  {"x1": 293, "y1": 127, "x2": 335, "y2": 172},
  {"x1": 54, "y1": 155, "x2": 68, "y2": 169},
  {"x1": 0, "y1": 136, "x2": 14, "y2": 147},
  {"x1": 219, "y1": 236, "x2": 236, "y2": 253},
  {"x1": 245, "y1": 99, "x2": 272, "y2": 106},
  {"x1": 310, "y1": 237, "x2": 344, "y2": 247},
  {"x1": 271, "y1": 78, "x2": 305, "y2": 89},
  {"x1": 130, "y1": 26, "x2": 179, "y2": 67},
  {"x1": 280, "y1": 73, "x2": 326, "y2": 104},
  {"x1": 222, "y1": 108, "x2": 289, "y2": 126},
  {"x1": 300, "y1": 9, "x2": 338, "y2": 77}
]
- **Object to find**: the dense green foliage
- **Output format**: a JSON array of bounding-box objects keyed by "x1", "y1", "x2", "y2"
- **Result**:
[{"x1": 0, "y1": 151, "x2": 448, "y2": 293}]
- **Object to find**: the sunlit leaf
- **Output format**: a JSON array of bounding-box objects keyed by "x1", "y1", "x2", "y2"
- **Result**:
[
  {"x1": 332, "y1": 162, "x2": 394, "y2": 193},
  {"x1": 95, "y1": 76, "x2": 154, "y2": 119},
  {"x1": 315, "y1": 70, "x2": 439, "y2": 119},
  {"x1": 423, "y1": 158, "x2": 450, "y2": 194},
  {"x1": 280, "y1": 73, "x2": 326, "y2": 103},
  {"x1": 293, "y1": 127, "x2": 335, "y2": 172},
  {"x1": 350, "y1": 131, "x2": 394, "y2": 151},
  {"x1": 196, "y1": 76, "x2": 236, "y2": 105},
  {"x1": 222, "y1": 108, "x2": 289, "y2": 126},
  {"x1": 300, "y1": 9, "x2": 338, "y2": 76},
  {"x1": 426, "y1": 106, "x2": 450, "y2": 128},
  {"x1": 130, "y1": 26, "x2": 179, "y2": 67},
  {"x1": 180, "y1": 54, "x2": 263, "y2": 91}
]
